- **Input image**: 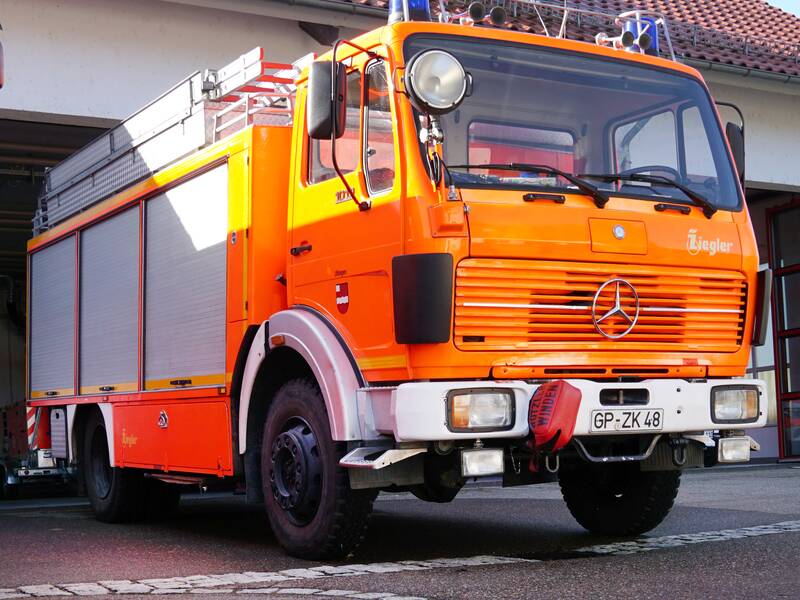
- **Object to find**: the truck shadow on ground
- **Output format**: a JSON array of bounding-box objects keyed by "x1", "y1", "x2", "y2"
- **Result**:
[{"x1": 154, "y1": 494, "x2": 604, "y2": 564}]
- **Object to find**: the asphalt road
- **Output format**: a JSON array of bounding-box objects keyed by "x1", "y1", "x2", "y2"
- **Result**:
[{"x1": 2, "y1": 465, "x2": 800, "y2": 599}]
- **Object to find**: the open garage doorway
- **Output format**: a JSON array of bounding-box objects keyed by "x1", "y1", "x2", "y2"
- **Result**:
[
  {"x1": 767, "y1": 197, "x2": 800, "y2": 459},
  {"x1": 0, "y1": 118, "x2": 106, "y2": 410},
  {"x1": 746, "y1": 187, "x2": 800, "y2": 460}
]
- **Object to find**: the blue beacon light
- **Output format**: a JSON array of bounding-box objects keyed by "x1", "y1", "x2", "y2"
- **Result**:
[
  {"x1": 623, "y1": 16, "x2": 659, "y2": 56},
  {"x1": 389, "y1": 0, "x2": 432, "y2": 23}
]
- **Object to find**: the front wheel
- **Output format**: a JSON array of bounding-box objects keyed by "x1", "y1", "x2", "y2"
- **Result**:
[
  {"x1": 559, "y1": 462, "x2": 680, "y2": 536},
  {"x1": 261, "y1": 378, "x2": 376, "y2": 559}
]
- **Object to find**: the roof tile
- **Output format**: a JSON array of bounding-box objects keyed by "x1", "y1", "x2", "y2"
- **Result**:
[{"x1": 346, "y1": 0, "x2": 800, "y2": 77}]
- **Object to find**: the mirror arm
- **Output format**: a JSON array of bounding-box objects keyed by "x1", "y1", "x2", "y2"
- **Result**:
[
  {"x1": 715, "y1": 101, "x2": 745, "y2": 136},
  {"x1": 330, "y1": 38, "x2": 372, "y2": 212},
  {"x1": 332, "y1": 38, "x2": 381, "y2": 62}
]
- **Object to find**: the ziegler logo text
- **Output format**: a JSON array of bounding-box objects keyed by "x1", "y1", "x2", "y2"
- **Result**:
[{"x1": 687, "y1": 229, "x2": 734, "y2": 256}]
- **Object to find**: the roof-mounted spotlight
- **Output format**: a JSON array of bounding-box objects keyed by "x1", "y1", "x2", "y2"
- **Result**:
[{"x1": 405, "y1": 49, "x2": 469, "y2": 115}]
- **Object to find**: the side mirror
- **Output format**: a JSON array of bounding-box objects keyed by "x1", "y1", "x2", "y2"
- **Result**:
[
  {"x1": 307, "y1": 60, "x2": 346, "y2": 140},
  {"x1": 726, "y1": 122, "x2": 745, "y2": 182}
]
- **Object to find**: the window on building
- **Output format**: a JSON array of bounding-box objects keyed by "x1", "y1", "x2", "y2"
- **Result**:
[
  {"x1": 308, "y1": 70, "x2": 362, "y2": 184},
  {"x1": 364, "y1": 61, "x2": 395, "y2": 194}
]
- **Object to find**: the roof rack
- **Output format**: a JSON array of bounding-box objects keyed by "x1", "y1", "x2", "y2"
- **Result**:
[
  {"x1": 496, "y1": 1, "x2": 676, "y2": 60},
  {"x1": 35, "y1": 48, "x2": 312, "y2": 234},
  {"x1": 474, "y1": 1, "x2": 800, "y2": 69}
]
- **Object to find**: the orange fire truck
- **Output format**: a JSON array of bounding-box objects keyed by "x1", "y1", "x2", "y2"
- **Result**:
[{"x1": 27, "y1": 1, "x2": 771, "y2": 558}]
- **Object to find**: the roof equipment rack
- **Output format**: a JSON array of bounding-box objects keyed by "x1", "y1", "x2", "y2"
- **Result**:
[{"x1": 35, "y1": 48, "x2": 312, "y2": 234}]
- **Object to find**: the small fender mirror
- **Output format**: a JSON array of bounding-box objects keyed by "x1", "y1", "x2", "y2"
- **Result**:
[
  {"x1": 726, "y1": 122, "x2": 745, "y2": 183},
  {"x1": 307, "y1": 61, "x2": 347, "y2": 140}
]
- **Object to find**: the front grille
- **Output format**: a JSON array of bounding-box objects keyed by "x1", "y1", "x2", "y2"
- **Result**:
[{"x1": 454, "y1": 258, "x2": 747, "y2": 352}]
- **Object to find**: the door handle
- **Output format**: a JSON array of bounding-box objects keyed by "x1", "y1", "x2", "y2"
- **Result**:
[{"x1": 290, "y1": 244, "x2": 313, "y2": 256}]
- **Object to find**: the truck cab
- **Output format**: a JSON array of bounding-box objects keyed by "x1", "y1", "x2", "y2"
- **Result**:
[{"x1": 271, "y1": 10, "x2": 767, "y2": 551}]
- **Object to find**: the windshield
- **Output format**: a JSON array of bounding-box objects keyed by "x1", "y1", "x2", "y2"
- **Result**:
[{"x1": 405, "y1": 35, "x2": 741, "y2": 210}]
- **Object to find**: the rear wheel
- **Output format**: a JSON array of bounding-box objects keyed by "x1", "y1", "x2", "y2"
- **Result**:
[
  {"x1": 559, "y1": 462, "x2": 680, "y2": 536},
  {"x1": 261, "y1": 378, "x2": 376, "y2": 559},
  {"x1": 83, "y1": 411, "x2": 145, "y2": 522},
  {"x1": 0, "y1": 465, "x2": 19, "y2": 500}
]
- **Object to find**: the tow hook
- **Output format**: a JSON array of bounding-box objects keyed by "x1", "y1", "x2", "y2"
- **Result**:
[
  {"x1": 669, "y1": 436, "x2": 689, "y2": 467},
  {"x1": 544, "y1": 453, "x2": 560, "y2": 474}
]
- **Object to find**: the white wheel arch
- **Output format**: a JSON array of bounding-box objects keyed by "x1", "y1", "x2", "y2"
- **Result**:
[
  {"x1": 237, "y1": 309, "x2": 365, "y2": 453},
  {"x1": 66, "y1": 403, "x2": 115, "y2": 465}
]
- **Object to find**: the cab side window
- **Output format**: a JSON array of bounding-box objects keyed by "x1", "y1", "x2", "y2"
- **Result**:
[
  {"x1": 364, "y1": 61, "x2": 395, "y2": 194},
  {"x1": 308, "y1": 70, "x2": 362, "y2": 184}
]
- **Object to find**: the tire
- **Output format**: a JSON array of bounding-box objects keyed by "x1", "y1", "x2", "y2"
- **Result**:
[
  {"x1": 559, "y1": 462, "x2": 680, "y2": 536},
  {"x1": 261, "y1": 378, "x2": 376, "y2": 559},
  {"x1": 1, "y1": 466, "x2": 19, "y2": 501},
  {"x1": 3, "y1": 484, "x2": 19, "y2": 500},
  {"x1": 82, "y1": 410, "x2": 146, "y2": 522}
]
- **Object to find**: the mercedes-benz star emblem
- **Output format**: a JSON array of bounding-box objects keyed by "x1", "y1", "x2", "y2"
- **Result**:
[{"x1": 591, "y1": 278, "x2": 640, "y2": 339}]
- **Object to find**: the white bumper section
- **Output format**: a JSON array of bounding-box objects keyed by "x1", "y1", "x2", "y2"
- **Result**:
[{"x1": 359, "y1": 378, "x2": 767, "y2": 442}]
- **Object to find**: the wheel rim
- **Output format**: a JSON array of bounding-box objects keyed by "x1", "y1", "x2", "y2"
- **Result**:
[
  {"x1": 270, "y1": 418, "x2": 322, "y2": 525},
  {"x1": 90, "y1": 425, "x2": 113, "y2": 500}
]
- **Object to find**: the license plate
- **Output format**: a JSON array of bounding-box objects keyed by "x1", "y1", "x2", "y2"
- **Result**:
[{"x1": 590, "y1": 409, "x2": 664, "y2": 432}]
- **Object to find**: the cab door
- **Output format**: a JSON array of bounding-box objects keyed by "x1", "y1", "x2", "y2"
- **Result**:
[{"x1": 290, "y1": 59, "x2": 404, "y2": 369}]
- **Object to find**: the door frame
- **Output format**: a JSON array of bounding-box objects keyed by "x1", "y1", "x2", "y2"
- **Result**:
[{"x1": 767, "y1": 194, "x2": 800, "y2": 459}]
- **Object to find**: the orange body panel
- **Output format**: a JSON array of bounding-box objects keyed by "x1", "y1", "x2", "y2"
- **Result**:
[{"x1": 28, "y1": 127, "x2": 292, "y2": 476}]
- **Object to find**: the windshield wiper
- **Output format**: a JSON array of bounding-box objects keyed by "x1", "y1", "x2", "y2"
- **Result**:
[
  {"x1": 581, "y1": 173, "x2": 717, "y2": 219},
  {"x1": 448, "y1": 163, "x2": 609, "y2": 209}
]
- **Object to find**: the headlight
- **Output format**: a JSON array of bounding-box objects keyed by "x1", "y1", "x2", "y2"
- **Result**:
[
  {"x1": 711, "y1": 386, "x2": 759, "y2": 423},
  {"x1": 405, "y1": 50, "x2": 468, "y2": 115},
  {"x1": 447, "y1": 389, "x2": 514, "y2": 432}
]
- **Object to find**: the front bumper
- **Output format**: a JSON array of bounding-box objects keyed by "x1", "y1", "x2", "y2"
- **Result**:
[{"x1": 361, "y1": 378, "x2": 767, "y2": 442}]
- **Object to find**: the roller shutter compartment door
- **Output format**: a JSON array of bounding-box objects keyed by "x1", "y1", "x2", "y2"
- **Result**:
[
  {"x1": 144, "y1": 165, "x2": 228, "y2": 389},
  {"x1": 80, "y1": 207, "x2": 139, "y2": 394},
  {"x1": 30, "y1": 236, "x2": 76, "y2": 398}
]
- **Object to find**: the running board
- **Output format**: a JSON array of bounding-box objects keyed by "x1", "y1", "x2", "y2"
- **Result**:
[{"x1": 339, "y1": 447, "x2": 427, "y2": 470}]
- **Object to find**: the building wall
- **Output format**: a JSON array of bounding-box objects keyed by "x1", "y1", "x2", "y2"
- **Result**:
[
  {"x1": 704, "y1": 71, "x2": 800, "y2": 190},
  {"x1": 0, "y1": 0, "x2": 378, "y2": 124}
]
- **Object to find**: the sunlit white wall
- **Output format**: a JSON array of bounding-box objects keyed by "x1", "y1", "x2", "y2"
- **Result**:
[
  {"x1": 0, "y1": 0, "x2": 379, "y2": 123},
  {"x1": 704, "y1": 70, "x2": 800, "y2": 190}
]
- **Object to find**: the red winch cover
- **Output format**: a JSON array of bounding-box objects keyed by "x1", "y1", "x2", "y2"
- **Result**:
[{"x1": 528, "y1": 380, "x2": 581, "y2": 453}]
